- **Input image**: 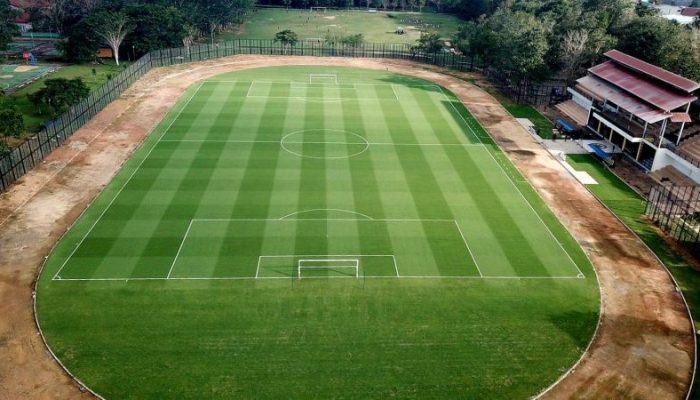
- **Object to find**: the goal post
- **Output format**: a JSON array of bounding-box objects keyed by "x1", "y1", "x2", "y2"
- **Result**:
[
  {"x1": 297, "y1": 258, "x2": 359, "y2": 279},
  {"x1": 310, "y1": 6, "x2": 327, "y2": 12}
]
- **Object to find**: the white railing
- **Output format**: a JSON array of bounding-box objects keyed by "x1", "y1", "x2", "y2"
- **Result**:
[{"x1": 567, "y1": 87, "x2": 593, "y2": 111}]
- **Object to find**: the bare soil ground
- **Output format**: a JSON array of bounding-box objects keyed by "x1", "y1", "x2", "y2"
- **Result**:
[{"x1": 0, "y1": 55, "x2": 693, "y2": 399}]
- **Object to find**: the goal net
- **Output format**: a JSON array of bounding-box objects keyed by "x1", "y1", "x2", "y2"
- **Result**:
[
  {"x1": 298, "y1": 259, "x2": 359, "y2": 279},
  {"x1": 310, "y1": 6, "x2": 327, "y2": 12}
]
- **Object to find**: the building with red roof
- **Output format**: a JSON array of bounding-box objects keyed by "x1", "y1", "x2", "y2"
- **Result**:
[
  {"x1": 9, "y1": 0, "x2": 49, "y2": 31},
  {"x1": 557, "y1": 50, "x2": 700, "y2": 184}
]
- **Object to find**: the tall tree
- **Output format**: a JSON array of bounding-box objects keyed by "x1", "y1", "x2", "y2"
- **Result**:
[
  {"x1": 616, "y1": 16, "x2": 700, "y2": 81},
  {"x1": 0, "y1": 108, "x2": 24, "y2": 139},
  {"x1": 124, "y1": 4, "x2": 187, "y2": 55},
  {"x1": 93, "y1": 11, "x2": 132, "y2": 65},
  {"x1": 182, "y1": 24, "x2": 200, "y2": 50},
  {"x1": 0, "y1": 0, "x2": 18, "y2": 51},
  {"x1": 29, "y1": 78, "x2": 90, "y2": 116},
  {"x1": 61, "y1": 15, "x2": 101, "y2": 62},
  {"x1": 190, "y1": 0, "x2": 255, "y2": 44},
  {"x1": 275, "y1": 29, "x2": 298, "y2": 54},
  {"x1": 482, "y1": 9, "x2": 550, "y2": 81},
  {"x1": 414, "y1": 32, "x2": 443, "y2": 53},
  {"x1": 560, "y1": 29, "x2": 588, "y2": 81}
]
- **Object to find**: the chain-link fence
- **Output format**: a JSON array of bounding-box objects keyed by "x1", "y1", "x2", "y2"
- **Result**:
[
  {"x1": 646, "y1": 184, "x2": 700, "y2": 256},
  {"x1": 0, "y1": 39, "x2": 562, "y2": 192}
]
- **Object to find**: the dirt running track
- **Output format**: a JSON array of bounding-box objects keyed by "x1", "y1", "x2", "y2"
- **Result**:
[{"x1": 0, "y1": 56, "x2": 694, "y2": 399}]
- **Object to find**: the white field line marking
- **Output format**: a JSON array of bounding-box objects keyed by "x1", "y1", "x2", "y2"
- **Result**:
[
  {"x1": 440, "y1": 87, "x2": 585, "y2": 278},
  {"x1": 245, "y1": 81, "x2": 256, "y2": 98},
  {"x1": 309, "y1": 74, "x2": 338, "y2": 84},
  {"x1": 260, "y1": 254, "x2": 395, "y2": 257},
  {"x1": 159, "y1": 138, "x2": 482, "y2": 147},
  {"x1": 454, "y1": 220, "x2": 483, "y2": 277},
  {"x1": 437, "y1": 87, "x2": 488, "y2": 142},
  {"x1": 206, "y1": 79, "x2": 442, "y2": 89},
  {"x1": 246, "y1": 95, "x2": 391, "y2": 101},
  {"x1": 390, "y1": 84, "x2": 400, "y2": 101},
  {"x1": 166, "y1": 219, "x2": 194, "y2": 279},
  {"x1": 258, "y1": 254, "x2": 395, "y2": 279},
  {"x1": 52, "y1": 274, "x2": 584, "y2": 282},
  {"x1": 51, "y1": 83, "x2": 205, "y2": 280},
  {"x1": 255, "y1": 257, "x2": 261, "y2": 278},
  {"x1": 278, "y1": 208, "x2": 374, "y2": 220},
  {"x1": 193, "y1": 218, "x2": 456, "y2": 223}
]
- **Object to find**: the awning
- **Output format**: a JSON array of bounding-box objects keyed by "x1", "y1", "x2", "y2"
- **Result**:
[
  {"x1": 556, "y1": 118, "x2": 576, "y2": 133},
  {"x1": 588, "y1": 143, "x2": 612, "y2": 160},
  {"x1": 670, "y1": 113, "x2": 692, "y2": 123}
]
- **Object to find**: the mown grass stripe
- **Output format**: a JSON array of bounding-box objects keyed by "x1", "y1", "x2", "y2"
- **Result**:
[
  {"x1": 209, "y1": 84, "x2": 289, "y2": 278},
  {"x1": 292, "y1": 85, "x2": 328, "y2": 273},
  {"x1": 389, "y1": 88, "x2": 481, "y2": 277},
  {"x1": 64, "y1": 84, "x2": 220, "y2": 279}
]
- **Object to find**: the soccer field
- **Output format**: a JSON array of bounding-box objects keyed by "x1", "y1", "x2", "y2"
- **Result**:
[{"x1": 37, "y1": 66, "x2": 599, "y2": 398}]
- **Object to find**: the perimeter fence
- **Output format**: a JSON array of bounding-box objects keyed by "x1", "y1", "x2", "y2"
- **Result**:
[
  {"x1": 0, "y1": 39, "x2": 564, "y2": 192},
  {"x1": 646, "y1": 184, "x2": 700, "y2": 256}
]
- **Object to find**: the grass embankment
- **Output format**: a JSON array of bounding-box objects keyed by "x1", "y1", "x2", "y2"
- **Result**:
[
  {"x1": 6, "y1": 62, "x2": 128, "y2": 133},
  {"x1": 566, "y1": 154, "x2": 700, "y2": 327},
  {"x1": 220, "y1": 8, "x2": 462, "y2": 44}
]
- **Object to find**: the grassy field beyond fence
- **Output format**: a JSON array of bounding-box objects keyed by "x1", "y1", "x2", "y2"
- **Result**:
[
  {"x1": 221, "y1": 8, "x2": 462, "y2": 44},
  {"x1": 6, "y1": 62, "x2": 128, "y2": 133}
]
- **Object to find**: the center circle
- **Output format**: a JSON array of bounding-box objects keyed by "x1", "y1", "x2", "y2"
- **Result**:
[{"x1": 280, "y1": 129, "x2": 369, "y2": 160}]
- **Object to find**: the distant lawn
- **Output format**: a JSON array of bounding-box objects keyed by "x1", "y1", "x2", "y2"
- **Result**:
[
  {"x1": 566, "y1": 154, "x2": 700, "y2": 327},
  {"x1": 221, "y1": 8, "x2": 462, "y2": 44},
  {"x1": 473, "y1": 84, "x2": 554, "y2": 139},
  {"x1": 6, "y1": 62, "x2": 128, "y2": 133},
  {"x1": 503, "y1": 104, "x2": 554, "y2": 139}
]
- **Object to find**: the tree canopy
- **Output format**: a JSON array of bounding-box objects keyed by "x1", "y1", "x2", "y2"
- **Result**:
[
  {"x1": 29, "y1": 78, "x2": 90, "y2": 117},
  {"x1": 0, "y1": 0, "x2": 19, "y2": 51},
  {"x1": 0, "y1": 108, "x2": 25, "y2": 139},
  {"x1": 61, "y1": 0, "x2": 256, "y2": 62},
  {"x1": 124, "y1": 5, "x2": 187, "y2": 55},
  {"x1": 275, "y1": 29, "x2": 299, "y2": 47}
]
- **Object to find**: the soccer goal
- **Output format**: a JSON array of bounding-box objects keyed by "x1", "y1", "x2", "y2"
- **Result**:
[
  {"x1": 298, "y1": 258, "x2": 359, "y2": 279},
  {"x1": 310, "y1": 6, "x2": 328, "y2": 12}
]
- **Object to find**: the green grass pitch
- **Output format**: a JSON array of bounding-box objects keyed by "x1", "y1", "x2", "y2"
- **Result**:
[{"x1": 37, "y1": 66, "x2": 599, "y2": 399}]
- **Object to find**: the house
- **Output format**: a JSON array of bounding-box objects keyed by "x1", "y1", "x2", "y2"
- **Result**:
[
  {"x1": 556, "y1": 50, "x2": 700, "y2": 185},
  {"x1": 9, "y1": 0, "x2": 49, "y2": 32},
  {"x1": 680, "y1": 7, "x2": 700, "y2": 17}
]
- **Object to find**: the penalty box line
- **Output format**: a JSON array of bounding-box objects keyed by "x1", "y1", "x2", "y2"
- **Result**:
[
  {"x1": 241, "y1": 80, "x2": 443, "y2": 101},
  {"x1": 158, "y1": 138, "x2": 483, "y2": 148},
  {"x1": 167, "y1": 218, "x2": 474, "y2": 281}
]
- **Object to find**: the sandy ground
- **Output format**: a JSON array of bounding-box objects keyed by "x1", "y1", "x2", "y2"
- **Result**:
[{"x1": 0, "y1": 55, "x2": 694, "y2": 399}]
